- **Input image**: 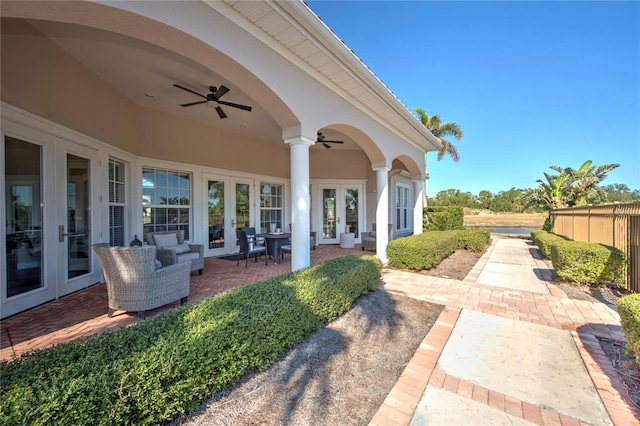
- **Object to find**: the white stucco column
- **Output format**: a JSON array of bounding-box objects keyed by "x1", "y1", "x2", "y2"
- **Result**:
[
  {"x1": 285, "y1": 136, "x2": 315, "y2": 271},
  {"x1": 413, "y1": 178, "x2": 424, "y2": 235},
  {"x1": 373, "y1": 165, "x2": 390, "y2": 264}
]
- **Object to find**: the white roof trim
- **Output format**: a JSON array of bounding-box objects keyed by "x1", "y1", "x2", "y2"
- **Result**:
[{"x1": 217, "y1": 0, "x2": 442, "y2": 152}]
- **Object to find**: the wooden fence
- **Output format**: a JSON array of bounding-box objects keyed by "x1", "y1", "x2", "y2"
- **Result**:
[{"x1": 549, "y1": 202, "x2": 640, "y2": 292}]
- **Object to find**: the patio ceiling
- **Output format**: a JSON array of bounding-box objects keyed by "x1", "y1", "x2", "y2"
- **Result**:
[
  {"x1": 20, "y1": 16, "x2": 361, "y2": 151},
  {"x1": 2, "y1": 0, "x2": 438, "y2": 154}
]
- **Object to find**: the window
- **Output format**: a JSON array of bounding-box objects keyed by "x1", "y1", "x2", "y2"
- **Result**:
[
  {"x1": 259, "y1": 182, "x2": 283, "y2": 233},
  {"x1": 395, "y1": 183, "x2": 411, "y2": 231},
  {"x1": 108, "y1": 159, "x2": 126, "y2": 246},
  {"x1": 142, "y1": 168, "x2": 191, "y2": 240}
]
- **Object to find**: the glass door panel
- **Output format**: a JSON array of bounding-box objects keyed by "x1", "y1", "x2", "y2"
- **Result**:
[
  {"x1": 235, "y1": 183, "x2": 251, "y2": 232},
  {"x1": 345, "y1": 188, "x2": 359, "y2": 236},
  {"x1": 57, "y1": 140, "x2": 99, "y2": 296},
  {"x1": 4, "y1": 137, "x2": 44, "y2": 297},
  {"x1": 321, "y1": 187, "x2": 338, "y2": 243},
  {"x1": 66, "y1": 154, "x2": 90, "y2": 279},
  {"x1": 207, "y1": 180, "x2": 225, "y2": 249}
]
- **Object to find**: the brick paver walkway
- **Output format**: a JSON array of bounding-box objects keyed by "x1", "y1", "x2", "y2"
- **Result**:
[{"x1": 371, "y1": 238, "x2": 639, "y2": 426}]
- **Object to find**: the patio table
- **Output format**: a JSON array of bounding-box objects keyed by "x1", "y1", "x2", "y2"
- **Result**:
[{"x1": 257, "y1": 233, "x2": 291, "y2": 264}]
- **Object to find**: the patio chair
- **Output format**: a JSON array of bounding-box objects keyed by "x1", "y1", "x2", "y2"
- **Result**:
[
  {"x1": 92, "y1": 244, "x2": 190, "y2": 320},
  {"x1": 242, "y1": 227, "x2": 265, "y2": 247},
  {"x1": 236, "y1": 229, "x2": 267, "y2": 267},
  {"x1": 144, "y1": 230, "x2": 204, "y2": 275},
  {"x1": 361, "y1": 223, "x2": 394, "y2": 251}
]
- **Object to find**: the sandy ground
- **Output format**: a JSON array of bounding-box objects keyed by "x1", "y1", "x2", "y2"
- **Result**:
[
  {"x1": 178, "y1": 289, "x2": 443, "y2": 426},
  {"x1": 464, "y1": 212, "x2": 546, "y2": 228}
]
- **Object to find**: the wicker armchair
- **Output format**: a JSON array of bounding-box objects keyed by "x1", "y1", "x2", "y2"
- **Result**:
[
  {"x1": 92, "y1": 244, "x2": 191, "y2": 319},
  {"x1": 144, "y1": 230, "x2": 204, "y2": 275},
  {"x1": 361, "y1": 223, "x2": 394, "y2": 251}
]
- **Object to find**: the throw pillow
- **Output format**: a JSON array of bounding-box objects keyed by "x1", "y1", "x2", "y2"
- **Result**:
[
  {"x1": 165, "y1": 243, "x2": 191, "y2": 254},
  {"x1": 153, "y1": 233, "x2": 179, "y2": 249}
]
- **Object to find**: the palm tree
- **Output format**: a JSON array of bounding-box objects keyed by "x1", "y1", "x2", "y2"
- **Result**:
[
  {"x1": 549, "y1": 160, "x2": 619, "y2": 206},
  {"x1": 521, "y1": 160, "x2": 620, "y2": 210},
  {"x1": 414, "y1": 108, "x2": 464, "y2": 162}
]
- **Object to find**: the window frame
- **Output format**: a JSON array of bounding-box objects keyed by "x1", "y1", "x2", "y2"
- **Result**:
[
  {"x1": 108, "y1": 158, "x2": 126, "y2": 246},
  {"x1": 395, "y1": 182, "x2": 411, "y2": 232},
  {"x1": 142, "y1": 167, "x2": 192, "y2": 240}
]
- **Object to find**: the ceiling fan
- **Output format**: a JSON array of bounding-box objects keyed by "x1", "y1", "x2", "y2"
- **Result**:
[
  {"x1": 173, "y1": 84, "x2": 252, "y2": 119},
  {"x1": 316, "y1": 132, "x2": 344, "y2": 149}
]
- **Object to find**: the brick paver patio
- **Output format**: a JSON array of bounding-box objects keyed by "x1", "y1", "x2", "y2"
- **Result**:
[{"x1": 0, "y1": 244, "x2": 364, "y2": 361}]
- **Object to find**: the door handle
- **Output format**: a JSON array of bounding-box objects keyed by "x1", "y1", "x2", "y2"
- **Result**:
[{"x1": 59, "y1": 225, "x2": 69, "y2": 242}]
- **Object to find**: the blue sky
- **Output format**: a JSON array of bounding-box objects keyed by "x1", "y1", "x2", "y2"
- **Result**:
[{"x1": 306, "y1": 1, "x2": 640, "y2": 196}]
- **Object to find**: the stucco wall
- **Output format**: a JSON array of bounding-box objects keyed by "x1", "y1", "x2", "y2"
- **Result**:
[
  {"x1": 134, "y1": 106, "x2": 290, "y2": 177},
  {"x1": 0, "y1": 18, "x2": 136, "y2": 151}
]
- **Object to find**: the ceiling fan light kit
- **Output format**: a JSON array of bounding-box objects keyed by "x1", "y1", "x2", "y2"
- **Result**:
[{"x1": 173, "y1": 83, "x2": 252, "y2": 119}]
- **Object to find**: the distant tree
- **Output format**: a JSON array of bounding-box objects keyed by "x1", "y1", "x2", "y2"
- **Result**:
[
  {"x1": 601, "y1": 184, "x2": 640, "y2": 203},
  {"x1": 477, "y1": 190, "x2": 493, "y2": 210},
  {"x1": 428, "y1": 189, "x2": 476, "y2": 208},
  {"x1": 489, "y1": 188, "x2": 529, "y2": 213},
  {"x1": 414, "y1": 108, "x2": 464, "y2": 162}
]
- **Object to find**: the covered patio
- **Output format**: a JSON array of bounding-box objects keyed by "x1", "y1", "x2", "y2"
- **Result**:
[
  {"x1": 1, "y1": 1, "x2": 439, "y2": 320},
  {"x1": 0, "y1": 243, "x2": 365, "y2": 361}
]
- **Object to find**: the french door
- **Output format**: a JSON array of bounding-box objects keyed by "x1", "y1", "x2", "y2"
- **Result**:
[
  {"x1": 203, "y1": 174, "x2": 255, "y2": 257},
  {"x1": 316, "y1": 184, "x2": 363, "y2": 245},
  {"x1": 55, "y1": 139, "x2": 101, "y2": 295},
  {"x1": 2, "y1": 120, "x2": 100, "y2": 318}
]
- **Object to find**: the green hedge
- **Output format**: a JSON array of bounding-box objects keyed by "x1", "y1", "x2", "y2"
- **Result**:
[
  {"x1": 424, "y1": 206, "x2": 464, "y2": 231},
  {"x1": 618, "y1": 294, "x2": 640, "y2": 363},
  {"x1": 387, "y1": 229, "x2": 489, "y2": 270},
  {"x1": 0, "y1": 255, "x2": 382, "y2": 425},
  {"x1": 388, "y1": 231, "x2": 458, "y2": 270},
  {"x1": 550, "y1": 240, "x2": 626, "y2": 286},
  {"x1": 454, "y1": 229, "x2": 491, "y2": 253},
  {"x1": 531, "y1": 230, "x2": 568, "y2": 258}
]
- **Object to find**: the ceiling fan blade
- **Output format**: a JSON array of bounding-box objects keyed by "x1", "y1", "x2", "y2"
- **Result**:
[
  {"x1": 215, "y1": 106, "x2": 227, "y2": 119},
  {"x1": 180, "y1": 100, "x2": 207, "y2": 107},
  {"x1": 218, "y1": 100, "x2": 252, "y2": 111},
  {"x1": 322, "y1": 142, "x2": 331, "y2": 149},
  {"x1": 173, "y1": 84, "x2": 207, "y2": 99},
  {"x1": 214, "y1": 85, "x2": 230, "y2": 99},
  {"x1": 323, "y1": 140, "x2": 344, "y2": 144}
]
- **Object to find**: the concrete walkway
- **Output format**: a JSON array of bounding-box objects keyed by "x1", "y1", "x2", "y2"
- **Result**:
[{"x1": 371, "y1": 237, "x2": 639, "y2": 426}]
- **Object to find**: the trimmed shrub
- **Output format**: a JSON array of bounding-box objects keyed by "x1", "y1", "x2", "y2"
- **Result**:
[
  {"x1": 0, "y1": 255, "x2": 381, "y2": 425},
  {"x1": 551, "y1": 240, "x2": 626, "y2": 286},
  {"x1": 424, "y1": 206, "x2": 464, "y2": 231},
  {"x1": 618, "y1": 294, "x2": 640, "y2": 364},
  {"x1": 387, "y1": 231, "x2": 458, "y2": 270},
  {"x1": 453, "y1": 229, "x2": 491, "y2": 253},
  {"x1": 531, "y1": 230, "x2": 568, "y2": 258}
]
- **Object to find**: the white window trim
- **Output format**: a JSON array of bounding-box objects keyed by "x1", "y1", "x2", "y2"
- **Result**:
[{"x1": 395, "y1": 181, "x2": 411, "y2": 232}]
